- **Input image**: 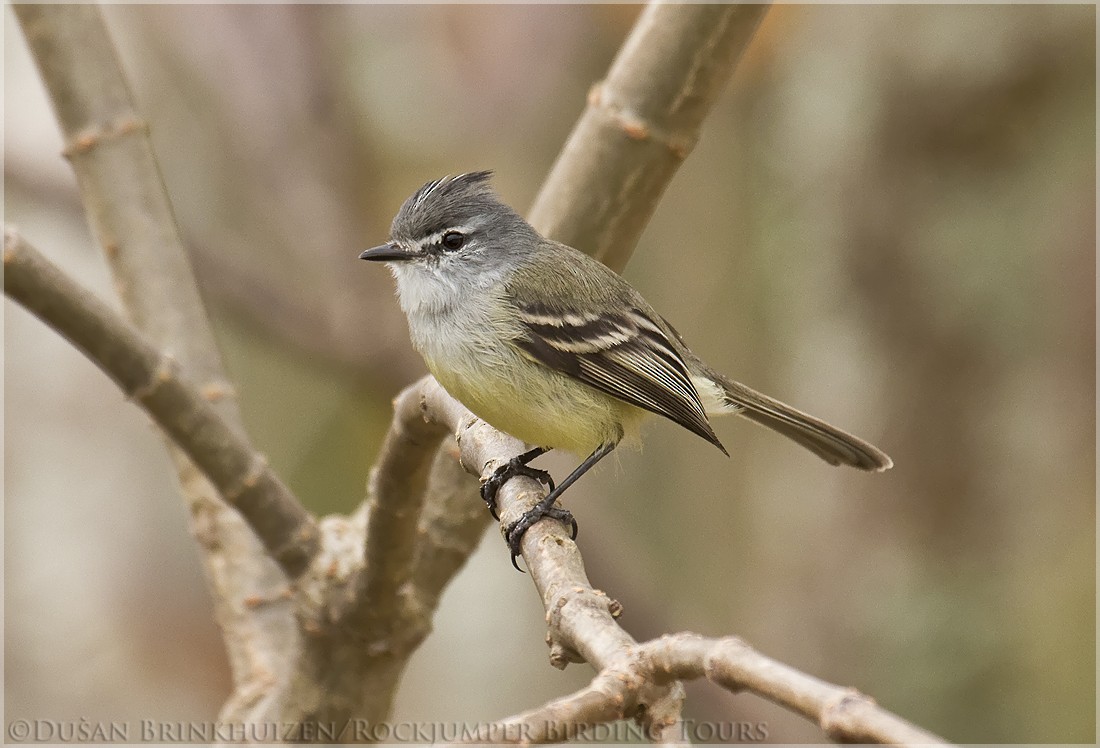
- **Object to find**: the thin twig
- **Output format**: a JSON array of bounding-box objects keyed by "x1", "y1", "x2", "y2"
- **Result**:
[
  {"x1": 3, "y1": 229, "x2": 320, "y2": 578},
  {"x1": 458, "y1": 614, "x2": 951, "y2": 745},
  {"x1": 528, "y1": 1, "x2": 769, "y2": 272},
  {"x1": 639, "y1": 634, "x2": 947, "y2": 745}
]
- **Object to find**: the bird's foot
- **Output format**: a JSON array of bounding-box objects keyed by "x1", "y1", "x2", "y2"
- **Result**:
[
  {"x1": 504, "y1": 498, "x2": 578, "y2": 572},
  {"x1": 480, "y1": 455, "x2": 555, "y2": 520}
]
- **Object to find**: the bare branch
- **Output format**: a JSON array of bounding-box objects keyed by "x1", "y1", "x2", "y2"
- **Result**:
[
  {"x1": 352, "y1": 386, "x2": 449, "y2": 629},
  {"x1": 639, "y1": 634, "x2": 947, "y2": 745},
  {"x1": 13, "y1": 4, "x2": 297, "y2": 714},
  {"x1": 13, "y1": 3, "x2": 232, "y2": 387},
  {"x1": 409, "y1": 440, "x2": 491, "y2": 610},
  {"x1": 3, "y1": 228, "x2": 320, "y2": 578},
  {"x1": 466, "y1": 635, "x2": 950, "y2": 746},
  {"x1": 528, "y1": 1, "x2": 769, "y2": 272},
  {"x1": 410, "y1": 377, "x2": 686, "y2": 737},
  {"x1": 403, "y1": 375, "x2": 951, "y2": 745}
]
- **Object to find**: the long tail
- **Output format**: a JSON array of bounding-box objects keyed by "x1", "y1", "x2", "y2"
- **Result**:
[{"x1": 693, "y1": 369, "x2": 893, "y2": 472}]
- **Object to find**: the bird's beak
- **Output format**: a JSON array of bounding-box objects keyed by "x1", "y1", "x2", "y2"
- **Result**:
[{"x1": 359, "y1": 243, "x2": 413, "y2": 262}]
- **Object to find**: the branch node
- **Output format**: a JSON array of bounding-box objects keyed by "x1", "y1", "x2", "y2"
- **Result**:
[
  {"x1": 243, "y1": 587, "x2": 293, "y2": 609},
  {"x1": 61, "y1": 115, "x2": 150, "y2": 159},
  {"x1": 200, "y1": 379, "x2": 237, "y2": 402},
  {"x1": 4, "y1": 226, "x2": 20, "y2": 263},
  {"x1": 704, "y1": 636, "x2": 748, "y2": 691},
  {"x1": 130, "y1": 353, "x2": 176, "y2": 402},
  {"x1": 821, "y1": 688, "x2": 877, "y2": 738},
  {"x1": 547, "y1": 641, "x2": 575, "y2": 671},
  {"x1": 223, "y1": 453, "x2": 270, "y2": 502},
  {"x1": 587, "y1": 80, "x2": 698, "y2": 158},
  {"x1": 417, "y1": 389, "x2": 432, "y2": 422},
  {"x1": 607, "y1": 597, "x2": 624, "y2": 619}
]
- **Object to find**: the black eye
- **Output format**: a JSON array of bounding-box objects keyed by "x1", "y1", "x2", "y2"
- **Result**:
[{"x1": 441, "y1": 231, "x2": 465, "y2": 251}]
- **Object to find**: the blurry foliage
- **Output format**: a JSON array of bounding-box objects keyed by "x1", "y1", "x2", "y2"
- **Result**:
[{"x1": 5, "y1": 3, "x2": 1094, "y2": 742}]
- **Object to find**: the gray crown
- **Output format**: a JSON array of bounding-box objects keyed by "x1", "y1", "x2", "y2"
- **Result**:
[{"x1": 390, "y1": 171, "x2": 534, "y2": 246}]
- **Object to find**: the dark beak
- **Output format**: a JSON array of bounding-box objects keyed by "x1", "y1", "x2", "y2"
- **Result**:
[{"x1": 359, "y1": 243, "x2": 412, "y2": 262}]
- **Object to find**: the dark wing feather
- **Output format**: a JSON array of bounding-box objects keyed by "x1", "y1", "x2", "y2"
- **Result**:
[{"x1": 512, "y1": 303, "x2": 726, "y2": 453}]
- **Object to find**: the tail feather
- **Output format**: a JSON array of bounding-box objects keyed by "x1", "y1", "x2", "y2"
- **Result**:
[{"x1": 697, "y1": 371, "x2": 893, "y2": 472}]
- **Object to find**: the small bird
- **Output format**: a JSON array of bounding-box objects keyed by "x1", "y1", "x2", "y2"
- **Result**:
[{"x1": 361, "y1": 172, "x2": 891, "y2": 568}]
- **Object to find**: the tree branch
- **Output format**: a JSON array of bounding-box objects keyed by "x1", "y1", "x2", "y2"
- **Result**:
[
  {"x1": 410, "y1": 377, "x2": 687, "y2": 740},
  {"x1": 12, "y1": 5, "x2": 236, "y2": 389},
  {"x1": 353, "y1": 386, "x2": 449, "y2": 630},
  {"x1": 400, "y1": 376, "x2": 951, "y2": 745},
  {"x1": 13, "y1": 4, "x2": 297, "y2": 718},
  {"x1": 11, "y1": 3, "x2": 951, "y2": 742},
  {"x1": 472, "y1": 634, "x2": 949, "y2": 745},
  {"x1": 13, "y1": 3, "x2": 233, "y2": 387},
  {"x1": 409, "y1": 438, "x2": 489, "y2": 612},
  {"x1": 528, "y1": 1, "x2": 769, "y2": 272},
  {"x1": 640, "y1": 634, "x2": 946, "y2": 745},
  {"x1": 3, "y1": 228, "x2": 320, "y2": 578}
]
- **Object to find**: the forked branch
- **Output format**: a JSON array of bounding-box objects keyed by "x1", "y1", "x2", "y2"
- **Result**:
[
  {"x1": 14, "y1": 4, "x2": 297, "y2": 716},
  {"x1": 11, "y1": 1, "x2": 953, "y2": 742},
  {"x1": 3, "y1": 228, "x2": 320, "y2": 578},
  {"x1": 397, "y1": 377, "x2": 951, "y2": 745}
]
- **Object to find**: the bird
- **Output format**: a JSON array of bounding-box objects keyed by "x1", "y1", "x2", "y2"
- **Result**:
[{"x1": 360, "y1": 171, "x2": 892, "y2": 568}]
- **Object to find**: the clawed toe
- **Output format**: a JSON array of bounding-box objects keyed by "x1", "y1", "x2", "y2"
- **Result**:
[
  {"x1": 476, "y1": 447, "x2": 585, "y2": 571},
  {"x1": 480, "y1": 456, "x2": 555, "y2": 519},
  {"x1": 504, "y1": 504, "x2": 577, "y2": 572}
]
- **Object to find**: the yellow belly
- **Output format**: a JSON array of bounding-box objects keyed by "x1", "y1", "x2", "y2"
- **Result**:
[{"x1": 428, "y1": 352, "x2": 645, "y2": 457}]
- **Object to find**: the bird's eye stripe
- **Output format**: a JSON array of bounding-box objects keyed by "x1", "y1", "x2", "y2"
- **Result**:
[{"x1": 422, "y1": 226, "x2": 474, "y2": 248}]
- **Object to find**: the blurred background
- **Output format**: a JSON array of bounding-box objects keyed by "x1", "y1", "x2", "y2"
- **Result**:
[{"x1": 5, "y1": 4, "x2": 1094, "y2": 743}]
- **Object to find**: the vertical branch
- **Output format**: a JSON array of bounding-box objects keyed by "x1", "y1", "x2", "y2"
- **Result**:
[
  {"x1": 410, "y1": 441, "x2": 490, "y2": 610},
  {"x1": 354, "y1": 386, "x2": 449, "y2": 630},
  {"x1": 14, "y1": 4, "x2": 232, "y2": 386},
  {"x1": 528, "y1": 2, "x2": 769, "y2": 272},
  {"x1": 13, "y1": 4, "x2": 300, "y2": 723}
]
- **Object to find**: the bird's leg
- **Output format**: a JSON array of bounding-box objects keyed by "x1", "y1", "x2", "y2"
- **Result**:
[
  {"x1": 505, "y1": 441, "x2": 618, "y2": 571},
  {"x1": 480, "y1": 446, "x2": 553, "y2": 520}
]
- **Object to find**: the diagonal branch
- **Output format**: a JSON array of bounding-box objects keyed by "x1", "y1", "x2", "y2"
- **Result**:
[
  {"x1": 528, "y1": 1, "x2": 769, "y2": 272},
  {"x1": 408, "y1": 377, "x2": 951, "y2": 745},
  {"x1": 381, "y1": 5, "x2": 773, "y2": 739},
  {"x1": 3, "y1": 228, "x2": 320, "y2": 578},
  {"x1": 411, "y1": 377, "x2": 687, "y2": 743},
  {"x1": 13, "y1": 3, "x2": 234, "y2": 391},
  {"x1": 13, "y1": 4, "x2": 296, "y2": 718}
]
